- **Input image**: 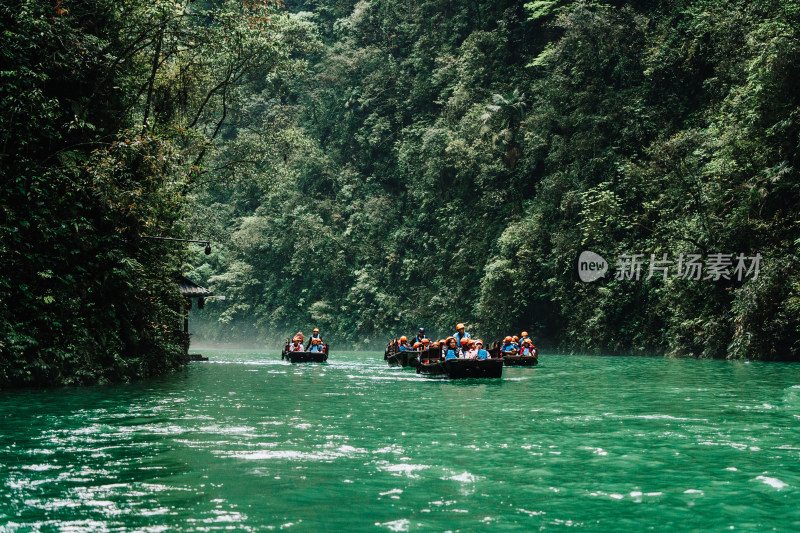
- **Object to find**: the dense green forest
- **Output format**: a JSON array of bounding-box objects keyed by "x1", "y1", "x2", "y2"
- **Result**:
[
  {"x1": 2, "y1": 0, "x2": 799, "y2": 386},
  {"x1": 189, "y1": 0, "x2": 800, "y2": 358},
  {"x1": 1, "y1": 0, "x2": 314, "y2": 385}
]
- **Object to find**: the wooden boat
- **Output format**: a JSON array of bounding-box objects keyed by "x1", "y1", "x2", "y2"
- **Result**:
[
  {"x1": 387, "y1": 350, "x2": 422, "y2": 367},
  {"x1": 415, "y1": 347, "x2": 445, "y2": 376},
  {"x1": 501, "y1": 354, "x2": 539, "y2": 366},
  {"x1": 416, "y1": 348, "x2": 503, "y2": 379},
  {"x1": 282, "y1": 339, "x2": 329, "y2": 363},
  {"x1": 489, "y1": 344, "x2": 538, "y2": 366},
  {"x1": 384, "y1": 339, "x2": 422, "y2": 367},
  {"x1": 441, "y1": 358, "x2": 503, "y2": 378}
]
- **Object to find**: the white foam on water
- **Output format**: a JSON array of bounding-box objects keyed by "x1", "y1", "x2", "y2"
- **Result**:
[
  {"x1": 755, "y1": 476, "x2": 788, "y2": 490},
  {"x1": 447, "y1": 471, "x2": 478, "y2": 483},
  {"x1": 376, "y1": 519, "x2": 410, "y2": 532}
]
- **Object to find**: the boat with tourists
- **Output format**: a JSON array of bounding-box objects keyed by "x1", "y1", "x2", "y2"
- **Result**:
[
  {"x1": 281, "y1": 330, "x2": 329, "y2": 363},
  {"x1": 416, "y1": 346, "x2": 503, "y2": 379},
  {"x1": 384, "y1": 338, "x2": 422, "y2": 367},
  {"x1": 490, "y1": 338, "x2": 539, "y2": 366},
  {"x1": 385, "y1": 334, "x2": 432, "y2": 368}
]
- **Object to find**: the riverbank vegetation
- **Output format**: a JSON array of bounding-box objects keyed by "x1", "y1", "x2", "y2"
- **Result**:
[
  {"x1": 2, "y1": 0, "x2": 799, "y2": 386},
  {"x1": 190, "y1": 0, "x2": 800, "y2": 360},
  {"x1": 0, "y1": 0, "x2": 315, "y2": 385}
]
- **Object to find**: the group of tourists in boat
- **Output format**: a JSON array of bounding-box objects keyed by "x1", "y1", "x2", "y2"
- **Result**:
[
  {"x1": 282, "y1": 328, "x2": 329, "y2": 363},
  {"x1": 385, "y1": 323, "x2": 539, "y2": 378}
]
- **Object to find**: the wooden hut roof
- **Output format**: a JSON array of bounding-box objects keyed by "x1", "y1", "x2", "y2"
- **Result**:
[{"x1": 178, "y1": 275, "x2": 213, "y2": 298}]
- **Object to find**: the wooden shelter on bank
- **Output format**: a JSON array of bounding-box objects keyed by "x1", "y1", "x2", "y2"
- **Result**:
[{"x1": 178, "y1": 276, "x2": 212, "y2": 361}]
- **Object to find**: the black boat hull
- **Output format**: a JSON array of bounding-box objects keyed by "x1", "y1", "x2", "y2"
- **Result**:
[
  {"x1": 282, "y1": 350, "x2": 328, "y2": 363},
  {"x1": 443, "y1": 358, "x2": 503, "y2": 378},
  {"x1": 502, "y1": 355, "x2": 538, "y2": 366},
  {"x1": 416, "y1": 360, "x2": 446, "y2": 377},
  {"x1": 387, "y1": 350, "x2": 422, "y2": 368},
  {"x1": 417, "y1": 358, "x2": 503, "y2": 379}
]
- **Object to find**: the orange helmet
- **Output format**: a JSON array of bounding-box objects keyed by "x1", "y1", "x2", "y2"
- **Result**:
[
  {"x1": 456, "y1": 323, "x2": 465, "y2": 330},
  {"x1": 421, "y1": 338, "x2": 430, "y2": 344},
  {"x1": 400, "y1": 336, "x2": 408, "y2": 342},
  {"x1": 513, "y1": 336, "x2": 519, "y2": 341},
  {"x1": 413, "y1": 342, "x2": 421, "y2": 348},
  {"x1": 521, "y1": 331, "x2": 528, "y2": 337},
  {"x1": 504, "y1": 336, "x2": 512, "y2": 342},
  {"x1": 460, "y1": 338, "x2": 469, "y2": 345},
  {"x1": 292, "y1": 336, "x2": 301, "y2": 343},
  {"x1": 313, "y1": 328, "x2": 319, "y2": 333},
  {"x1": 523, "y1": 339, "x2": 532, "y2": 345},
  {"x1": 475, "y1": 339, "x2": 484, "y2": 346}
]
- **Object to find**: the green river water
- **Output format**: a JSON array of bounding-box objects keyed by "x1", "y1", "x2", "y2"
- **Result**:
[{"x1": 1, "y1": 350, "x2": 800, "y2": 532}]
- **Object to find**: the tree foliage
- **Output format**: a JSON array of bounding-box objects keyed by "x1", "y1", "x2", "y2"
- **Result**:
[
  {"x1": 190, "y1": 0, "x2": 800, "y2": 360},
  {"x1": 0, "y1": 0, "x2": 312, "y2": 386},
  {"x1": 4, "y1": 0, "x2": 799, "y2": 379}
]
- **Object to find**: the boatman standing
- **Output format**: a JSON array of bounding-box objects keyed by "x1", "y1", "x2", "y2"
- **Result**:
[
  {"x1": 453, "y1": 323, "x2": 471, "y2": 346},
  {"x1": 306, "y1": 328, "x2": 322, "y2": 350},
  {"x1": 413, "y1": 328, "x2": 427, "y2": 345}
]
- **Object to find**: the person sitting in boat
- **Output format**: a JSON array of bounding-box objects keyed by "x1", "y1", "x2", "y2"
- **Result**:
[
  {"x1": 419, "y1": 338, "x2": 431, "y2": 351},
  {"x1": 444, "y1": 337, "x2": 459, "y2": 360},
  {"x1": 309, "y1": 338, "x2": 325, "y2": 352},
  {"x1": 453, "y1": 323, "x2": 471, "y2": 346},
  {"x1": 413, "y1": 328, "x2": 427, "y2": 345},
  {"x1": 520, "y1": 331, "x2": 531, "y2": 344},
  {"x1": 462, "y1": 339, "x2": 478, "y2": 359},
  {"x1": 289, "y1": 336, "x2": 305, "y2": 351},
  {"x1": 295, "y1": 331, "x2": 304, "y2": 345},
  {"x1": 459, "y1": 337, "x2": 472, "y2": 358},
  {"x1": 501, "y1": 336, "x2": 518, "y2": 355},
  {"x1": 397, "y1": 336, "x2": 410, "y2": 352},
  {"x1": 519, "y1": 339, "x2": 536, "y2": 357},
  {"x1": 475, "y1": 340, "x2": 490, "y2": 360}
]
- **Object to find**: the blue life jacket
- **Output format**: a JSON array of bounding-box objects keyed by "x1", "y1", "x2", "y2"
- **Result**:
[
  {"x1": 454, "y1": 332, "x2": 471, "y2": 344},
  {"x1": 445, "y1": 349, "x2": 457, "y2": 360},
  {"x1": 398, "y1": 344, "x2": 408, "y2": 352},
  {"x1": 476, "y1": 349, "x2": 488, "y2": 360},
  {"x1": 310, "y1": 344, "x2": 323, "y2": 352},
  {"x1": 502, "y1": 343, "x2": 516, "y2": 353}
]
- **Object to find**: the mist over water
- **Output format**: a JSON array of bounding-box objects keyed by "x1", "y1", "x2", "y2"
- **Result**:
[{"x1": 2, "y1": 351, "x2": 800, "y2": 531}]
